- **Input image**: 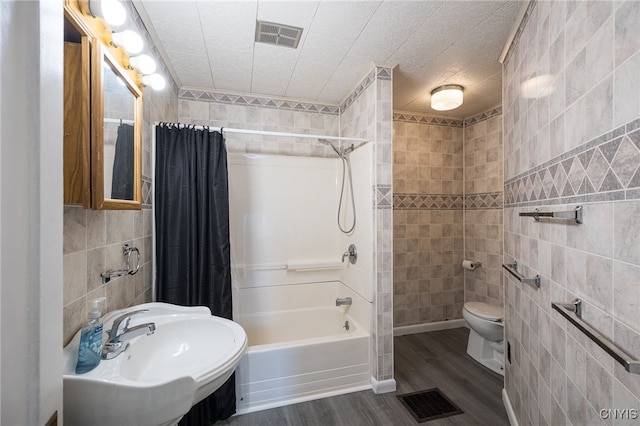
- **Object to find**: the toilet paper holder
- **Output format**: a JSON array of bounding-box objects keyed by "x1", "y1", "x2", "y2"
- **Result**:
[{"x1": 462, "y1": 260, "x2": 482, "y2": 270}]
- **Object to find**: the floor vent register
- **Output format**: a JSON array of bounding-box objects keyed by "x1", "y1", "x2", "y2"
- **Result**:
[{"x1": 397, "y1": 388, "x2": 464, "y2": 423}]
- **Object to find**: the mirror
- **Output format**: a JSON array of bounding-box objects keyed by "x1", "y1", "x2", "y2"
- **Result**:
[
  {"x1": 102, "y1": 60, "x2": 135, "y2": 200},
  {"x1": 91, "y1": 42, "x2": 142, "y2": 209}
]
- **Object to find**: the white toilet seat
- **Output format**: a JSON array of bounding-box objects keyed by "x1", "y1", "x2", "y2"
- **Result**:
[
  {"x1": 462, "y1": 301, "x2": 505, "y2": 376},
  {"x1": 464, "y1": 301, "x2": 503, "y2": 322}
]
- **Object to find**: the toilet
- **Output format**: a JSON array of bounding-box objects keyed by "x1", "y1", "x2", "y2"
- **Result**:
[{"x1": 462, "y1": 301, "x2": 504, "y2": 376}]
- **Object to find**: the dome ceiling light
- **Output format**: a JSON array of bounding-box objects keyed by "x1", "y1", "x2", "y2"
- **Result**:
[{"x1": 430, "y1": 84, "x2": 464, "y2": 111}]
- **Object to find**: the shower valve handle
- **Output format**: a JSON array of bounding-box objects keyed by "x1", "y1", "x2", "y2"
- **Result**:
[{"x1": 342, "y1": 244, "x2": 357, "y2": 265}]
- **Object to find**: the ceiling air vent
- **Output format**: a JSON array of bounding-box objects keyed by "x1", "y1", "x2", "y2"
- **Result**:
[{"x1": 255, "y1": 20, "x2": 303, "y2": 49}]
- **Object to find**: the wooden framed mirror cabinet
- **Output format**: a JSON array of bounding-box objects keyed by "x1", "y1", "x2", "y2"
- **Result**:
[{"x1": 63, "y1": 1, "x2": 143, "y2": 210}]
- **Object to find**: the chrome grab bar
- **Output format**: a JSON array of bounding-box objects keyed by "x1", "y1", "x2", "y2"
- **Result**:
[
  {"x1": 502, "y1": 261, "x2": 540, "y2": 288},
  {"x1": 519, "y1": 205, "x2": 583, "y2": 223},
  {"x1": 552, "y1": 299, "x2": 640, "y2": 374}
]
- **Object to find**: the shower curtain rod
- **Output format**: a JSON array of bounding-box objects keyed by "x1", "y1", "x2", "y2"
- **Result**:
[
  {"x1": 106, "y1": 118, "x2": 135, "y2": 125},
  {"x1": 155, "y1": 122, "x2": 369, "y2": 143}
]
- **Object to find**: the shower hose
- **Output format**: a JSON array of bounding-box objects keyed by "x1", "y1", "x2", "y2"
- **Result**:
[{"x1": 337, "y1": 154, "x2": 356, "y2": 234}]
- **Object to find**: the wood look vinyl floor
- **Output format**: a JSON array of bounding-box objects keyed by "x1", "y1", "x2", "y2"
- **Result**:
[{"x1": 218, "y1": 328, "x2": 508, "y2": 426}]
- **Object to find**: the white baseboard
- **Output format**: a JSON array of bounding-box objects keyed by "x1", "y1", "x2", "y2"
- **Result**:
[
  {"x1": 371, "y1": 377, "x2": 396, "y2": 394},
  {"x1": 502, "y1": 388, "x2": 519, "y2": 426},
  {"x1": 393, "y1": 319, "x2": 467, "y2": 336}
]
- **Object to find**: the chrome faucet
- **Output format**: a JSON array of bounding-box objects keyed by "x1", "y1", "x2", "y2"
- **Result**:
[
  {"x1": 336, "y1": 297, "x2": 352, "y2": 307},
  {"x1": 342, "y1": 244, "x2": 357, "y2": 265},
  {"x1": 102, "y1": 309, "x2": 156, "y2": 360}
]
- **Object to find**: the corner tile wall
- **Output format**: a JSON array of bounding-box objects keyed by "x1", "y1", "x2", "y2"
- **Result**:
[
  {"x1": 503, "y1": 1, "x2": 640, "y2": 424},
  {"x1": 463, "y1": 108, "x2": 504, "y2": 306},
  {"x1": 392, "y1": 114, "x2": 464, "y2": 327},
  {"x1": 62, "y1": 5, "x2": 179, "y2": 346},
  {"x1": 341, "y1": 67, "x2": 394, "y2": 383}
]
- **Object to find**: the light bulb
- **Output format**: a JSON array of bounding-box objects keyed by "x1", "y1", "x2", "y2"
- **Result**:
[
  {"x1": 143, "y1": 74, "x2": 166, "y2": 91},
  {"x1": 129, "y1": 54, "x2": 157, "y2": 75},
  {"x1": 89, "y1": 0, "x2": 126, "y2": 27},
  {"x1": 111, "y1": 30, "x2": 144, "y2": 55}
]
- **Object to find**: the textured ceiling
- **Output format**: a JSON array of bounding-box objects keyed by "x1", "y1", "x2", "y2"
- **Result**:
[{"x1": 134, "y1": 0, "x2": 522, "y2": 118}]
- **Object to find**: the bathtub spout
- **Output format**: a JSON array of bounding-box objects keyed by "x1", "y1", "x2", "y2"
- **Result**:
[{"x1": 336, "y1": 297, "x2": 352, "y2": 306}]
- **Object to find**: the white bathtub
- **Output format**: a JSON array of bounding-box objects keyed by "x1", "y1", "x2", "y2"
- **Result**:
[{"x1": 234, "y1": 281, "x2": 371, "y2": 414}]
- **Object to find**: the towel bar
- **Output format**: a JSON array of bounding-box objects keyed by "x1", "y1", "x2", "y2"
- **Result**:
[
  {"x1": 552, "y1": 299, "x2": 640, "y2": 374},
  {"x1": 519, "y1": 206, "x2": 582, "y2": 223},
  {"x1": 502, "y1": 261, "x2": 540, "y2": 288}
]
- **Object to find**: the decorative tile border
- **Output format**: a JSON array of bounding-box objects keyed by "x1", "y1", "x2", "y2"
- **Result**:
[
  {"x1": 179, "y1": 89, "x2": 340, "y2": 115},
  {"x1": 376, "y1": 66, "x2": 392, "y2": 81},
  {"x1": 376, "y1": 185, "x2": 393, "y2": 209},
  {"x1": 340, "y1": 68, "x2": 376, "y2": 112},
  {"x1": 393, "y1": 192, "x2": 503, "y2": 210},
  {"x1": 393, "y1": 193, "x2": 464, "y2": 210},
  {"x1": 393, "y1": 113, "x2": 463, "y2": 128},
  {"x1": 393, "y1": 105, "x2": 502, "y2": 128},
  {"x1": 464, "y1": 192, "x2": 504, "y2": 210},
  {"x1": 501, "y1": 0, "x2": 537, "y2": 65},
  {"x1": 179, "y1": 67, "x2": 390, "y2": 117},
  {"x1": 464, "y1": 105, "x2": 503, "y2": 126},
  {"x1": 505, "y1": 119, "x2": 640, "y2": 207},
  {"x1": 142, "y1": 177, "x2": 153, "y2": 209}
]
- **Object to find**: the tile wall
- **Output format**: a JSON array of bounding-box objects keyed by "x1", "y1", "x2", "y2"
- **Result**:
[
  {"x1": 503, "y1": 1, "x2": 640, "y2": 424},
  {"x1": 464, "y1": 109, "x2": 504, "y2": 306},
  {"x1": 178, "y1": 90, "x2": 340, "y2": 157},
  {"x1": 62, "y1": 5, "x2": 179, "y2": 346},
  {"x1": 391, "y1": 106, "x2": 505, "y2": 326},
  {"x1": 392, "y1": 116, "x2": 464, "y2": 326},
  {"x1": 340, "y1": 67, "x2": 395, "y2": 383}
]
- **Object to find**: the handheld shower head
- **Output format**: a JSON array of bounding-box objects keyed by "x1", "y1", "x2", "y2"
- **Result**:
[
  {"x1": 318, "y1": 139, "x2": 342, "y2": 157},
  {"x1": 343, "y1": 144, "x2": 355, "y2": 156}
]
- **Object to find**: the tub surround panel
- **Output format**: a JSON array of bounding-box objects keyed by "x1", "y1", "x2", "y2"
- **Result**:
[
  {"x1": 503, "y1": 1, "x2": 640, "y2": 425},
  {"x1": 227, "y1": 152, "x2": 373, "y2": 302},
  {"x1": 341, "y1": 144, "x2": 375, "y2": 302}
]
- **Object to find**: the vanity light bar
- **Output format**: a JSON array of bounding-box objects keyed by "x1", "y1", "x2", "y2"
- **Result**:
[{"x1": 85, "y1": 0, "x2": 166, "y2": 91}]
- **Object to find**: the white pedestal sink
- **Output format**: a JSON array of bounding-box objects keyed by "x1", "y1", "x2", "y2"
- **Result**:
[{"x1": 63, "y1": 302, "x2": 247, "y2": 426}]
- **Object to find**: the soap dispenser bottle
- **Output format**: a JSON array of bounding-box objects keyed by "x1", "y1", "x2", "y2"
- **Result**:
[{"x1": 76, "y1": 297, "x2": 106, "y2": 374}]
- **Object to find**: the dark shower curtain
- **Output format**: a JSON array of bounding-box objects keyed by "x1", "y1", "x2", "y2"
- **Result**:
[
  {"x1": 155, "y1": 123, "x2": 235, "y2": 425},
  {"x1": 111, "y1": 123, "x2": 134, "y2": 199}
]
